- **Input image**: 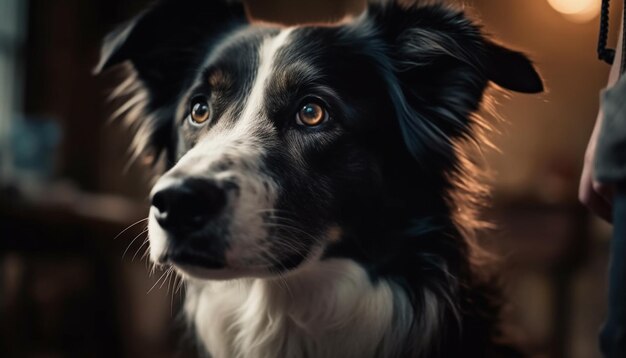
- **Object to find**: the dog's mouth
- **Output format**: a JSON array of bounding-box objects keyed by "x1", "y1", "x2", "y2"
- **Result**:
[
  {"x1": 161, "y1": 248, "x2": 244, "y2": 280},
  {"x1": 156, "y1": 230, "x2": 278, "y2": 280},
  {"x1": 162, "y1": 249, "x2": 282, "y2": 281},
  {"x1": 163, "y1": 249, "x2": 225, "y2": 270},
  {"x1": 157, "y1": 234, "x2": 327, "y2": 281}
]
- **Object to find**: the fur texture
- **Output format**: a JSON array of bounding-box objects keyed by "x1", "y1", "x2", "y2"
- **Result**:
[{"x1": 97, "y1": 0, "x2": 542, "y2": 357}]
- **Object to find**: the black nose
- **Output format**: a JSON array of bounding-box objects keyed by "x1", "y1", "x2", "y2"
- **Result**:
[{"x1": 151, "y1": 178, "x2": 226, "y2": 234}]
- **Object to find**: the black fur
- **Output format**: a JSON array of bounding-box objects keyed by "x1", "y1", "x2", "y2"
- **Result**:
[{"x1": 97, "y1": 0, "x2": 542, "y2": 357}]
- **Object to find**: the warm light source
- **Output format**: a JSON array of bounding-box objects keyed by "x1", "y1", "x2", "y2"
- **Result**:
[{"x1": 547, "y1": 0, "x2": 600, "y2": 23}]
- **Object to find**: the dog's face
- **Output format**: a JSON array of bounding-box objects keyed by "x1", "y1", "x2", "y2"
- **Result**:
[
  {"x1": 98, "y1": 0, "x2": 542, "y2": 280},
  {"x1": 149, "y1": 26, "x2": 390, "y2": 279}
]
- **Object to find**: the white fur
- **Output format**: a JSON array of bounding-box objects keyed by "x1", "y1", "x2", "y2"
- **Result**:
[
  {"x1": 240, "y1": 28, "x2": 294, "y2": 127},
  {"x1": 144, "y1": 27, "x2": 445, "y2": 357},
  {"x1": 148, "y1": 29, "x2": 296, "y2": 271},
  {"x1": 185, "y1": 258, "x2": 415, "y2": 358}
]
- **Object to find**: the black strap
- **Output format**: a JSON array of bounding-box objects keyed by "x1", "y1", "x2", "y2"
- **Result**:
[
  {"x1": 598, "y1": 0, "x2": 616, "y2": 65},
  {"x1": 598, "y1": 0, "x2": 626, "y2": 75}
]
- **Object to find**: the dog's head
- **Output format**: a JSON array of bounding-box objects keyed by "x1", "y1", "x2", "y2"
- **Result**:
[{"x1": 97, "y1": 0, "x2": 542, "y2": 280}]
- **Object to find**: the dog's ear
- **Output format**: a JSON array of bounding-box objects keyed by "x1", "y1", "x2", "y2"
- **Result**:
[
  {"x1": 95, "y1": 0, "x2": 247, "y2": 163},
  {"x1": 363, "y1": 1, "x2": 542, "y2": 162},
  {"x1": 483, "y1": 40, "x2": 544, "y2": 94}
]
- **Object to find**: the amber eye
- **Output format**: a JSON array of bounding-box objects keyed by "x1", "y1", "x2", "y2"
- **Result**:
[
  {"x1": 190, "y1": 99, "x2": 210, "y2": 124},
  {"x1": 296, "y1": 102, "x2": 328, "y2": 127}
]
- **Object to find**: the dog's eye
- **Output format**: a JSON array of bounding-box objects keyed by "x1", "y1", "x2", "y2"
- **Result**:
[
  {"x1": 190, "y1": 99, "x2": 210, "y2": 125},
  {"x1": 296, "y1": 102, "x2": 328, "y2": 127}
]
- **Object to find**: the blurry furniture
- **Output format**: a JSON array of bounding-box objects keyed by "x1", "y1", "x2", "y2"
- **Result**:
[
  {"x1": 487, "y1": 196, "x2": 600, "y2": 358},
  {"x1": 0, "y1": 183, "x2": 147, "y2": 356}
]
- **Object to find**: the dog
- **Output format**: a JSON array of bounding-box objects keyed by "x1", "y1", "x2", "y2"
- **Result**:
[{"x1": 96, "y1": 0, "x2": 542, "y2": 356}]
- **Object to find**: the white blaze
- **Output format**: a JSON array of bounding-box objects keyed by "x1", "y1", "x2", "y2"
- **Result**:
[
  {"x1": 148, "y1": 28, "x2": 295, "y2": 267},
  {"x1": 240, "y1": 28, "x2": 294, "y2": 125}
]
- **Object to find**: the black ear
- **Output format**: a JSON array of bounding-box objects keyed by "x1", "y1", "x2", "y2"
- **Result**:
[
  {"x1": 95, "y1": 0, "x2": 247, "y2": 162},
  {"x1": 364, "y1": 1, "x2": 542, "y2": 163},
  {"x1": 485, "y1": 41, "x2": 543, "y2": 94}
]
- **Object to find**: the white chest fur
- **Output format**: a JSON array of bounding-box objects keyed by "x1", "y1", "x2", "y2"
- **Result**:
[{"x1": 183, "y1": 259, "x2": 415, "y2": 358}]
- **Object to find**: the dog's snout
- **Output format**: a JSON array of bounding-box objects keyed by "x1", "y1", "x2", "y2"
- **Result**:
[{"x1": 151, "y1": 178, "x2": 227, "y2": 234}]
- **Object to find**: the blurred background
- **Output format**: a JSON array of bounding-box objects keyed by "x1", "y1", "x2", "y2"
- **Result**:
[{"x1": 0, "y1": 0, "x2": 621, "y2": 357}]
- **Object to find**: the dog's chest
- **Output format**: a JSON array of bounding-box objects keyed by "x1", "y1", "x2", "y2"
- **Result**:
[{"x1": 184, "y1": 259, "x2": 413, "y2": 358}]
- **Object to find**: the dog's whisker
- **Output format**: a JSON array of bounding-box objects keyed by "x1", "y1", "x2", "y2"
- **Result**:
[
  {"x1": 113, "y1": 217, "x2": 148, "y2": 241},
  {"x1": 255, "y1": 249, "x2": 294, "y2": 297},
  {"x1": 132, "y1": 237, "x2": 151, "y2": 262},
  {"x1": 122, "y1": 228, "x2": 149, "y2": 260},
  {"x1": 256, "y1": 243, "x2": 307, "y2": 298},
  {"x1": 261, "y1": 239, "x2": 309, "y2": 254},
  {"x1": 140, "y1": 244, "x2": 151, "y2": 264},
  {"x1": 170, "y1": 273, "x2": 186, "y2": 315},
  {"x1": 159, "y1": 268, "x2": 174, "y2": 290},
  {"x1": 168, "y1": 271, "x2": 177, "y2": 315},
  {"x1": 258, "y1": 231, "x2": 310, "y2": 249},
  {"x1": 147, "y1": 268, "x2": 170, "y2": 294},
  {"x1": 261, "y1": 222, "x2": 319, "y2": 244},
  {"x1": 174, "y1": 274, "x2": 186, "y2": 295},
  {"x1": 149, "y1": 260, "x2": 158, "y2": 277},
  {"x1": 255, "y1": 208, "x2": 298, "y2": 216}
]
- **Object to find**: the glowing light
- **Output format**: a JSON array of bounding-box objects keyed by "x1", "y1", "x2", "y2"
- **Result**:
[{"x1": 547, "y1": 0, "x2": 600, "y2": 22}]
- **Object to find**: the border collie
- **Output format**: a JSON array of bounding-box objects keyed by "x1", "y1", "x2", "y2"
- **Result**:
[{"x1": 97, "y1": 0, "x2": 542, "y2": 356}]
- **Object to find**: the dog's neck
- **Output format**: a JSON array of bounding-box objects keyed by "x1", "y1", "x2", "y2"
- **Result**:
[{"x1": 183, "y1": 258, "x2": 419, "y2": 358}]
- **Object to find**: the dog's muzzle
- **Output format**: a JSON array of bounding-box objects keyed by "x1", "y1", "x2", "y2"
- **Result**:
[{"x1": 150, "y1": 177, "x2": 233, "y2": 269}]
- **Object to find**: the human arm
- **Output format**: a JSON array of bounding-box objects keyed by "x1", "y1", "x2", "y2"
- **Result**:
[{"x1": 579, "y1": 18, "x2": 624, "y2": 222}]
